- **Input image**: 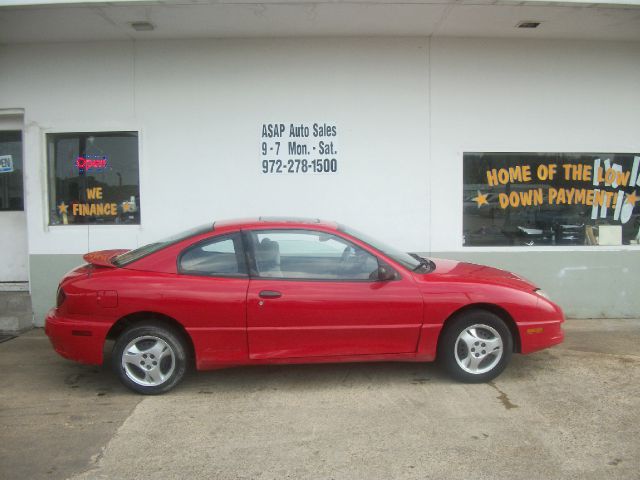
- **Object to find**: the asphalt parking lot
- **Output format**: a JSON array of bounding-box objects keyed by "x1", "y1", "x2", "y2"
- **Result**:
[{"x1": 1, "y1": 319, "x2": 639, "y2": 480}]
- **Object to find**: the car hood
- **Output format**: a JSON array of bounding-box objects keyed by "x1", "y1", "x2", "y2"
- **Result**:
[{"x1": 426, "y1": 258, "x2": 538, "y2": 291}]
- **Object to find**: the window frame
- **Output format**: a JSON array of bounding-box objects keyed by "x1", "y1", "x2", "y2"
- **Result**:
[
  {"x1": 242, "y1": 228, "x2": 393, "y2": 283},
  {"x1": 177, "y1": 232, "x2": 248, "y2": 278},
  {"x1": 45, "y1": 129, "x2": 141, "y2": 227}
]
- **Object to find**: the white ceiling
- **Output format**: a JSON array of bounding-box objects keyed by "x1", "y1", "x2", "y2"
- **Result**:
[{"x1": 1, "y1": 0, "x2": 639, "y2": 44}]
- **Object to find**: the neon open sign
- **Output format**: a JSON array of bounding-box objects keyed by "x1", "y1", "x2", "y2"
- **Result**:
[{"x1": 76, "y1": 155, "x2": 108, "y2": 172}]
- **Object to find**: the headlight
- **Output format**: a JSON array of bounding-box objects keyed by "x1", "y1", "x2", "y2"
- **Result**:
[{"x1": 535, "y1": 289, "x2": 551, "y2": 300}]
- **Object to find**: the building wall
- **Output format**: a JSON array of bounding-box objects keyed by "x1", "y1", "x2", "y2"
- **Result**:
[
  {"x1": 428, "y1": 37, "x2": 640, "y2": 319},
  {"x1": 429, "y1": 37, "x2": 640, "y2": 251},
  {"x1": 0, "y1": 37, "x2": 638, "y2": 325}
]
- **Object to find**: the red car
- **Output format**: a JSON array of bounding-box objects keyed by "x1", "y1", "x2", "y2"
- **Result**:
[{"x1": 46, "y1": 218, "x2": 564, "y2": 394}]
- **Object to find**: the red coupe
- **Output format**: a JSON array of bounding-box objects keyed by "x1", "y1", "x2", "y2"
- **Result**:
[{"x1": 46, "y1": 218, "x2": 564, "y2": 394}]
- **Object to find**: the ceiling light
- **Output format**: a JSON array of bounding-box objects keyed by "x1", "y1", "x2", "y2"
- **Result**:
[
  {"x1": 130, "y1": 22, "x2": 155, "y2": 32},
  {"x1": 516, "y1": 21, "x2": 541, "y2": 29}
]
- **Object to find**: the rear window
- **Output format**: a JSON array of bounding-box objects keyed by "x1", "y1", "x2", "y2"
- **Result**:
[{"x1": 113, "y1": 224, "x2": 212, "y2": 266}]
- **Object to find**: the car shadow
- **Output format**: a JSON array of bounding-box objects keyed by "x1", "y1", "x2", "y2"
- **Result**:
[
  {"x1": 176, "y1": 350, "x2": 561, "y2": 394},
  {"x1": 178, "y1": 360, "x2": 453, "y2": 394},
  {"x1": 53, "y1": 349, "x2": 562, "y2": 396}
]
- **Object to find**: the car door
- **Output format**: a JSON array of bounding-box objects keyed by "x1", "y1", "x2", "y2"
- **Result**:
[
  {"x1": 244, "y1": 228, "x2": 423, "y2": 359},
  {"x1": 170, "y1": 232, "x2": 250, "y2": 365}
]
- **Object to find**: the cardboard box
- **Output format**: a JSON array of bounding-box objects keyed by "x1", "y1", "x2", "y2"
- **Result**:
[{"x1": 597, "y1": 225, "x2": 622, "y2": 246}]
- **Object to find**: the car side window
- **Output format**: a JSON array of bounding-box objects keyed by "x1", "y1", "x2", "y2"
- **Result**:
[
  {"x1": 179, "y1": 234, "x2": 247, "y2": 276},
  {"x1": 249, "y1": 230, "x2": 379, "y2": 281}
]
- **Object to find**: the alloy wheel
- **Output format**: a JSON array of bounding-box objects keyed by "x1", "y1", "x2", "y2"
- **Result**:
[
  {"x1": 454, "y1": 323, "x2": 504, "y2": 375},
  {"x1": 121, "y1": 335, "x2": 176, "y2": 387}
]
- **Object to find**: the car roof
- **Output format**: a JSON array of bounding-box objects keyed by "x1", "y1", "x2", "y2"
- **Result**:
[{"x1": 213, "y1": 217, "x2": 339, "y2": 232}]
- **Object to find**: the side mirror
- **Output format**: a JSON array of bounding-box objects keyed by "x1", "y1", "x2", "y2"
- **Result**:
[{"x1": 377, "y1": 265, "x2": 397, "y2": 282}]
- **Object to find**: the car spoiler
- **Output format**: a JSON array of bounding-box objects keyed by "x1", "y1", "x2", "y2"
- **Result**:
[{"x1": 82, "y1": 249, "x2": 130, "y2": 268}]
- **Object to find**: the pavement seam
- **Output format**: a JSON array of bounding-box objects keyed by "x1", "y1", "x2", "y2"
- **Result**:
[{"x1": 67, "y1": 397, "x2": 145, "y2": 480}]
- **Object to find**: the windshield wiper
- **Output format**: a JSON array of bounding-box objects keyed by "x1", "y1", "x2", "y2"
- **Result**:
[{"x1": 409, "y1": 253, "x2": 434, "y2": 273}]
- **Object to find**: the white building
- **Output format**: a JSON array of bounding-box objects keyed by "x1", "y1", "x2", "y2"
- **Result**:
[{"x1": 1, "y1": 0, "x2": 639, "y2": 327}]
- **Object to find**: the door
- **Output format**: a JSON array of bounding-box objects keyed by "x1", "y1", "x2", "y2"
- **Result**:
[
  {"x1": 170, "y1": 232, "x2": 250, "y2": 365},
  {"x1": 245, "y1": 229, "x2": 423, "y2": 359},
  {"x1": 0, "y1": 120, "x2": 27, "y2": 285}
]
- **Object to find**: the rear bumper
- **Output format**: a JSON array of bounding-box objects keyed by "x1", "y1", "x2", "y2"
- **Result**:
[
  {"x1": 45, "y1": 308, "x2": 110, "y2": 365},
  {"x1": 518, "y1": 319, "x2": 564, "y2": 354}
]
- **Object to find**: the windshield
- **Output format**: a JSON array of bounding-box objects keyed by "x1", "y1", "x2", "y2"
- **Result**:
[
  {"x1": 113, "y1": 224, "x2": 213, "y2": 266},
  {"x1": 338, "y1": 224, "x2": 430, "y2": 272}
]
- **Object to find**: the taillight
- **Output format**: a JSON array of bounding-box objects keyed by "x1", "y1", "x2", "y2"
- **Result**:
[{"x1": 56, "y1": 286, "x2": 66, "y2": 307}]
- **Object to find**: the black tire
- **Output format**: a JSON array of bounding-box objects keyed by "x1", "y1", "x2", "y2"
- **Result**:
[
  {"x1": 438, "y1": 310, "x2": 513, "y2": 383},
  {"x1": 112, "y1": 322, "x2": 188, "y2": 395}
]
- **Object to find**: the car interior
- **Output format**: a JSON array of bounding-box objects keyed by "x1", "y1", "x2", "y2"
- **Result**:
[
  {"x1": 249, "y1": 231, "x2": 379, "y2": 280},
  {"x1": 179, "y1": 236, "x2": 243, "y2": 275},
  {"x1": 179, "y1": 231, "x2": 381, "y2": 280}
]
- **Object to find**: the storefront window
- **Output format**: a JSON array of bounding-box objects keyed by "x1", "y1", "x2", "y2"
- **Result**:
[
  {"x1": 463, "y1": 153, "x2": 640, "y2": 246},
  {"x1": 0, "y1": 131, "x2": 23, "y2": 211},
  {"x1": 47, "y1": 132, "x2": 140, "y2": 225}
]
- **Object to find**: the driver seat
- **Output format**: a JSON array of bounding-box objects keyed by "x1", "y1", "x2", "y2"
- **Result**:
[{"x1": 256, "y1": 238, "x2": 283, "y2": 277}]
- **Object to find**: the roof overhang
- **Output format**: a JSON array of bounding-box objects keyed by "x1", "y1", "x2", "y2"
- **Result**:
[{"x1": 1, "y1": 0, "x2": 639, "y2": 43}]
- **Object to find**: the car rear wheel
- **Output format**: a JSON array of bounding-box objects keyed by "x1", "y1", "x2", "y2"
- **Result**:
[
  {"x1": 439, "y1": 310, "x2": 513, "y2": 383},
  {"x1": 113, "y1": 323, "x2": 188, "y2": 394}
]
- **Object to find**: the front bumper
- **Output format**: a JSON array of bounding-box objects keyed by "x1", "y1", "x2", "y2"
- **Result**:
[
  {"x1": 518, "y1": 319, "x2": 564, "y2": 354},
  {"x1": 45, "y1": 308, "x2": 110, "y2": 365}
]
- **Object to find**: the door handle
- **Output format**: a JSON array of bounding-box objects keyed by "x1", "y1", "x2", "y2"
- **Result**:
[{"x1": 259, "y1": 290, "x2": 282, "y2": 299}]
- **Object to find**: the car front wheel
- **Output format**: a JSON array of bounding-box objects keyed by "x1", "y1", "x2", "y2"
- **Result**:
[
  {"x1": 439, "y1": 310, "x2": 513, "y2": 383},
  {"x1": 113, "y1": 323, "x2": 188, "y2": 394}
]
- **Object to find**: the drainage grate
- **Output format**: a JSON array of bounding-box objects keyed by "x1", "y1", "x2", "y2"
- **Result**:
[{"x1": 0, "y1": 335, "x2": 17, "y2": 344}]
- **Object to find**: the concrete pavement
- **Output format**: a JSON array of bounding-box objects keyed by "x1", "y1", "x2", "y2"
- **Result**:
[{"x1": 1, "y1": 320, "x2": 639, "y2": 480}]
